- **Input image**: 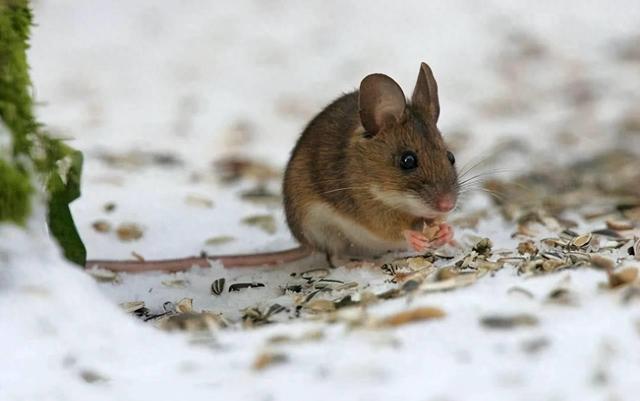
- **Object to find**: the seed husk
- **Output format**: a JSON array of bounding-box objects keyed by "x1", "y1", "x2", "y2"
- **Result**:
[
  {"x1": 517, "y1": 240, "x2": 538, "y2": 255},
  {"x1": 301, "y1": 268, "x2": 330, "y2": 281},
  {"x1": 608, "y1": 267, "x2": 639, "y2": 288},
  {"x1": 160, "y1": 312, "x2": 221, "y2": 332},
  {"x1": 253, "y1": 352, "x2": 288, "y2": 371},
  {"x1": 480, "y1": 314, "x2": 538, "y2": 329},
  {"x1": 572, "y1": 233, "x2": 592, "y2": 248},
  {"x1": 204, "y1": 236, "x2": 235, "y2": 246},
  {"x1": 590, "y1": 254, "x2": 615, "y2": 270},
  {"x1": 229, "y1": 282, "x2": 265, "y2": 292},
  {"x1": 161, "y1": 279, "x2": 190, "y2": 288},
  {"x1": 379, "y1": 307, "x2": 446, "y2": 327},
  {"x1": 120, "y1": 301, "x2": 145, "y2": 313},
  {"x1": 304, "y1": 299, "x2": 336, "y2": 313},
  {"x1": 605, "y1": 219, "x2": 634, "y2": 231},
  {"x1": 176, "y1": 298, "x2": 193, "y2": 313},
  {"x1": 116, "y1": 223, "x2": 144, "y2": 241},
  {"x1": 184, "y1": 194, "x2": 214, "y2": 208},
  {"x1": 241, "y1": 215, "x2": 276, "y2": 234},
  {"x1": 473, "y1": 238, "x2": 493, "y2": 255},
  {"x1": 436, "y1": 267, "x2": 458, "y2": 281},
  {"x1": 211, "y1": 278, "x2": 226, "y2": 295},
  {"x1": 87, "y1": 267, "x2": 119, "y2": 283},
  {"x1": 92, "y1": 220, "x2": 111, "y2": 233}
]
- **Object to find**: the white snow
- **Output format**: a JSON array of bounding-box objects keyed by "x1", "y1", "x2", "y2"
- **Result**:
[{"x1": 2, "y1": 0, "x2": 640, "y2": 400}]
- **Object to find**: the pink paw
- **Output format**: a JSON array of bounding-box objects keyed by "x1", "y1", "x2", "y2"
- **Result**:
[
  {"x1": 432, "y1": 223, "x2": 455, "y2": 246},
  {"x1": 403, "y1": 224, "x2": 455, "y2": 253},
  {"x1": 403, "y1": 230, "x2": 431, "y2": 253}
]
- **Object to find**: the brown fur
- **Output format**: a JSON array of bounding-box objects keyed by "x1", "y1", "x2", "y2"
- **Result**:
[{"x1": 283, "y1": 63, "x2": 459, "y2": 257}]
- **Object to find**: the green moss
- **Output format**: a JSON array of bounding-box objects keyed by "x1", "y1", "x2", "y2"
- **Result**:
[
  {"x1": 0, "y1": 1, "x2": 36, "y2": 160},
  {"x1": 0, "y1": 158, "x2": 32, "y2": 224},
  {"x1": 0, "y1": 1, "x2": 86, "y2": 265}
]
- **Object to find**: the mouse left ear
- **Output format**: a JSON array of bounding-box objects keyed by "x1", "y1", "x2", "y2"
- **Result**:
[
  {"x1": 359, "y1": 73, "x2": 406, "y2": 135},
  {"x1": 411, "y1": 62, "x2": 440, "y2": 123}
]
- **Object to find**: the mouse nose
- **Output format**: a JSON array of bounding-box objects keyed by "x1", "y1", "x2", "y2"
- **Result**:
[{"x1": 435, "y1": 194, "x2": 455, "y2": 213}]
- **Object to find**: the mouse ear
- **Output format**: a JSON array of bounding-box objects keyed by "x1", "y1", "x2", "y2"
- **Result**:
[
  {"x1": 359, "y1": 73, "x2": 406, "y2": 135},
  {"x1": 411, "y1": 62, "x2": 440, "y2": 123}
]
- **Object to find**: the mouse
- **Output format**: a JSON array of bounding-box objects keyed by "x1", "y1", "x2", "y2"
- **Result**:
[
  {"x1": 283, "y1": 62, "x2": 458, "y2": 264},
  {"x1": 86, "y1": 62, "x2": 458, "y2": 272}
]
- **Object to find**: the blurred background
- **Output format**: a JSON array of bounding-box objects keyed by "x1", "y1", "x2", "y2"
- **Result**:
[{"x1": 28, "y1": 0, "x2": 640, "y2": 260}]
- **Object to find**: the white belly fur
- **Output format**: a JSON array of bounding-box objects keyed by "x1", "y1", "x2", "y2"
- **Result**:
[{"x1": 303, "y1": 202, "x2": 406, "y2": 256}]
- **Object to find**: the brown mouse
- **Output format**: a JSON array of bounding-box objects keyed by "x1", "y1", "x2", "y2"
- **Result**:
[
  {"x1": 283, "y1": 62, "x2": 458, "y2": 262},
  {"x1": 86, "y1": 62, "x2": 457, "y2": 272}
]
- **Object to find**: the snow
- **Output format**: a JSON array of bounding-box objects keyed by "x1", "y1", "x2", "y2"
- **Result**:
[{"x1": 2, "y1": 0, "x2": 640, "y2": 400}]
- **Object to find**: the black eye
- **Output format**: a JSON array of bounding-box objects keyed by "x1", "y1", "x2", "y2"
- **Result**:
[
  {"x1": 399, "y1": 151, "x2": 418, "y2": 170},
  {"x1": 447, "y1": 151, "x2": 455, "y2": 165}
]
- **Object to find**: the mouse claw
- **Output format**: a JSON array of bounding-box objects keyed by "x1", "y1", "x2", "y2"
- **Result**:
[{"x1": 403, "y1": 230, "x2": 431, "y2": 253}]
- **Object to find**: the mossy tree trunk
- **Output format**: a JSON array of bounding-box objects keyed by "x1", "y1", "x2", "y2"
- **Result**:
[{"x1": 0, "y1": 0, "x2": 86, "y2": 265}]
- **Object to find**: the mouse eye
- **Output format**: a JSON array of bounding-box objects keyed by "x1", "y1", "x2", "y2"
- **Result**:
[
  {"x1": 447, "y1": 151, "x2": 456, "y2": 165},
  {"x1": 399, "y1": 151, "x2": 418, "y2": 170}
]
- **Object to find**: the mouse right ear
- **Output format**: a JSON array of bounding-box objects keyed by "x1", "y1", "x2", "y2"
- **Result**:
[
  {"x1": 359, "y1": 74, "x2": 406, "y2": 135},
  {"x1": 411, "y1": 62, "x2": 440, "y2": 123}
]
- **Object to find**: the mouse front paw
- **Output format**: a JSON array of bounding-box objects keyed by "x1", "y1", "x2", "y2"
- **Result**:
[
  {"x1": 403, "y1": 230, "x2": 432, "y2": 253},
  {"x1": 432, "y1": 223, "x2": 454, "y2": 246}
]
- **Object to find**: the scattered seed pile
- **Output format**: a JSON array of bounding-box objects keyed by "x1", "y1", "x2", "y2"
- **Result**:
[{"x1": 87, "y1": 150, "x2": 640, "y2": 337}]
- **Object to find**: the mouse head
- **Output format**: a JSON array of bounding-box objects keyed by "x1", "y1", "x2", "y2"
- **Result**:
[{"x1": 354, "y1": 62, "x2": 458, "y2": 219}]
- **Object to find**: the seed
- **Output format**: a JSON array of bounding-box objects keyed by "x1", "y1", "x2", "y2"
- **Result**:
[
  {"x1": 300, "y1": 268, "x2": 330, "y2": 281},
  {"x1": 380, "y1": 307, "x2": 446, "y2": 327},
  {"x1": 605, "y1": 219, "x2": 634, "y2": 231},
  {"x1": 241, "y1": 214, "x2": 277, "y2": 234},
  {"x1": 436, "y1": 267, "x2": 458, "y2": 281},
  {"x1": 542, "y1": 260, "x2": 564, "y2": 272},
  {"x1": 211, "y1": 278, "x2": 225, "y2": 295},
  {"x1": 103, "y1": 202, "x2": 116, "y2": 213},
  {"x1": 184, "y1": 194, "x2": 214, "y2": 208},
  {"x1": 86, "y1": 267, "x2": 119, "y2": 283},
  {"x1": 92, "y1": 220, "x2": 111, "y2": 233},
  {"x1": 116, "y1": 223, "x2": 144, "y2": 241},
  {"x1": 517, "y1": 240, "x2": 538, "y2": 255},
  {"x1": 228, "y1": 282, "x2": 265, "y2": 292},
  {"x1": 608, "y1": 267, "x2": 639, "y2": 288},
  {"x1": 176, "y1": 298, "x2": 193, "y2": 313},
  {"x1": 204, "y1": 236, "x2": 235, "y2": 246},
  {"x1": 590, "y1": 255, "x2": 615, "y2": 270},
  {"x1": 120, "y1": 301, "x2": 145, "y2": 313},
  {"x1": 161, "y1": 279, "x2": 190, "y2": 288},
  {"x1": 480, "y1": 314, "x2": 539, "y2": 329},
  {"x1": 473, "y1": 238, "x2": 493, "y2": 255},
  {"x1": 304, "y1": 299, "x2": 336, "y2": 313},
  {"x1": 253, "y1": 352, "x2": 288, "y2": 371},
  {"x1": 572, "y1": 233, "x2": 592, "y2": 248}
]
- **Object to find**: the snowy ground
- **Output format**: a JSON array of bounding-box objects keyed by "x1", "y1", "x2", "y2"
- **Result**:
[{"x1": 2, "y1": 1, "x2": 640, "y2": 400}]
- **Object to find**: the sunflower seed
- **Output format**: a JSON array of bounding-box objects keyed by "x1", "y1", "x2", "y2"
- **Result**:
[
  {"x1": 301, "y1": 268, "x2": 330, "y2": 281},
  {"x1": 304, "y1": 299, "x2": 336, "y2": 313},
  {"x1": 211, "y1": 278, "x2": 225, "y2": 295},
  {"x1": 572, "y1": 233, "x2": 592, "y2": 248},
  {"x1": 176, "y1": 298, "x2": 193, "y2": 313},
  {"x1": 92, "y1": 220, "x2": 111, "y2": 233},
  {"x1": 590, "y1": 255, "x2": 615, "y2": 270},
  {"x1": 120, "y1": 301, "x2": 145, "y2": 313},
  {"x1": 608, "y1": 267, "x2": 639, "y2": 288},
  {"x1": 379, "y1": 307, "x2": 446, "y2": 327},
  {"x1": 605, "y1": 219, "x2": 634, "y2": 231},
  {"x1": 228, "y1": 282, "x2": 265, "y2": 292},
  {"x1": 116, "y1": 223, "x2": 144, "y2": 241},
  {"x1": 480, "y1": 314, "x2": 538, "y2": 329}
]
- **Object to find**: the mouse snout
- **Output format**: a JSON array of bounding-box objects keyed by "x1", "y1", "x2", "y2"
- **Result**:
[{"x1": 434, "y1": 194, "x2": 455, "y2": 213}]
